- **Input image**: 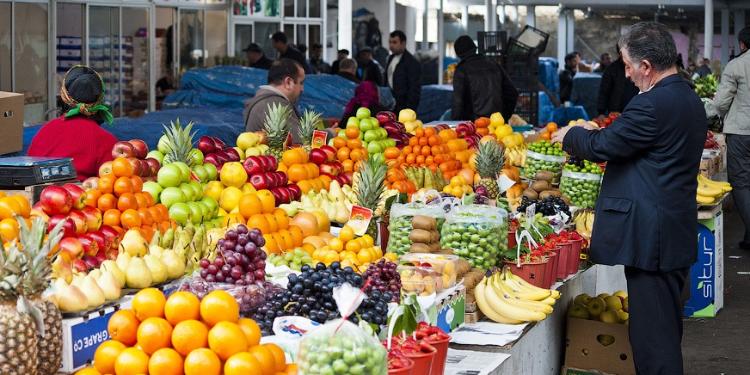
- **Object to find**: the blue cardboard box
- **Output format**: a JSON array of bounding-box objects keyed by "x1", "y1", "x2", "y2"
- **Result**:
[
  {"x1": 61, "y1": 306, "x2": 117, "y2": 372},
  {"x1": 684, "y1": 206, "x2": 724, "y2": 317}
]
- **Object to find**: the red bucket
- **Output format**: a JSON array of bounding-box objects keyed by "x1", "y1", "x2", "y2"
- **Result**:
[
  {"x1": 542, "y1": 252, "x2": 558, "y2": 288},
  {"x1": 424, "y1": 335, "x2": 450, "y2": 375},
  {"x1": 508, "y1": 229, "x2": 517, "y2": 250},
  {"x1": 388, "y1": 357, "x2": 415, "y2": 375},
  {"x1": 556, "y1": 242, "x2": 572, "y2": 279},
  {"x1": 567, "y1": 239, "x2": 583, "y2": 275},
  {"x1": 504, "y1": 259, "x2": 548, "y2": 288},
  {"x1": 404, "y1": 345, "x2": 436, "y2": 375}
]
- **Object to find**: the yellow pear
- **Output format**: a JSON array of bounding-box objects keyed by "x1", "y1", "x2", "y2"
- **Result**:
[
  {"x1": 160, "y1": 249, "x2": 186, "y2": 280},
  {"x1": 148, "y1": 244, "x2": 165, "y2": 258},
  {"x1": 116, "y1": 252, "x2": 131, "y2": 273},
  {"x1": 52, "y1": 279, "x2": 88, "y2": 313},
  {"x1": 144, "y1": 254, "x2": 168, "y2": 284},
  {"x1": 120, "y1": 229, "x2": 148, "y2": 257},
  {"x1": 100, "y1": 260, "x2": 125, "y2": 288},
  {"x1": 76, "y1": 275, "x2": 105, "y2": 308},
  {"x1": 97, "y1": 271, "x2": 122, "y2": 301},
  {"x1": 125, "y1": 257, "x2": 152, "y2": 289}
]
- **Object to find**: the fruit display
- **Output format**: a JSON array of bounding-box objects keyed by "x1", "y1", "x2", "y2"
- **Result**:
[
  {"x1": 521, "y1": 171, "x2": 562, "y2": 201},
  {"x1": 399, "y1": 108, "x2": 423, "y2": 135},
  {"x1": 353, "y1": 156, "x2": 388, "y2": 237},
  {"x1": 573, "y1": 209, "x2": 595, "y2": 241},
  {"x1": 398, "y1": 127, "x2": 464, "y2": 179},
  {"x1": 268, "y1": 248, "x2": 314, "y2": 271},
  {"x1": 401, "y1": 166, "x2": 448, "y2": 192},
  {"x1": 236, "y1": 191, "x2": 305, "y2": 254},
  {"x1": 696, "y1": 174, "x2": 732, "y2": 205},
  {"x1": 253, "y1": 262, "x2": 392, "y2": 332},
  {"x1": 263, "y1": 102, "x2": 293, "y2": 159},
  {"x1": 312, "y1": 225, "x2": 385, "y2": 271},
  {"x1": 78, "y1": 288, "x2": 295, "y2": 375},
  {"x1": 517, "y1": 195, "x2": 571, "y2": 218},
  {"x1": 503, "y1": 136, "x2": 528, "y2": 168},
  {"x1": 0, "y1": 192, "x2": 35, "y2": 243},
  {"x1": 560, "y1": 159, "x2": 603, "y2": 208},
  {"x1": 106, "y1": 139, "x2": 161, "y2": 179},
  {"x1": 155, "y1": 119, "x2": 210, "y2": 170},
  {"x1": 440, "y1": 205, "x2": 508, "y2": 269},
  {"x1": 388, "y1": 208, "x2": 443, "y2": 256},
  {"x1": 473, "y1": 139, "x2": 505, "y2": 199},
  {"x1": 153, "y1": 161, "x2": 219, "y2": 225},
  {"x1": 198, "y1": 225, "x2": 266, "y2": 284},
  {"x1": 279, "y1": 180, "x2": 357, "y2": 224},
  {"x1": 178, "y1": 276, "x2": 283, "y2": 316},
  {"x1": 297, "y1": 318, "x2": 388, "y2": 375},
  {"x1": 278, "y1": 147, "x2": 329, "y2": 194},
  {"x1": 523, "y1": 140, "x2": 565, "y2": 181},
  {"x1": 475, "y1": 268, "x2": 560, "y2": 324},
  {"x1": 309, "y1": 146, "x2": 352, "y2": 186},
  {"x1": 340, "y1": 107, "x2": 396, "y2": 160},
  {"x1": 362, "y1": 259, "x2": 401, "y2": 302},
  {"x1": 384, "y1": 165, "x2": 418, "y2": 194},
  {"x1": 472, "y1": 116, "x2": 491, "y2": 137},
  {"x1": 235, "y1": 131, "x2": 269, "y2": 157},
  {"x1": 377, "y1": 110, "x2": 411, "y2": 147},
  {"x1": 330, "y1": 122, "x2": 370, "y2": 176},
  {"x1": 455, "y1": 121, "x2": 482, "y2": 149},
  {"x1": 568, "y1": 291, "x2": 629, "y2": 325},
  {"x1": 704, "y1": 130, "x2": 720, "y2": 149},
  {"x1": 442, "y1": 175, "x2": 473, "y2": 197},
  {"x1": 197, "y1": 135, "x2": 242, "y2": 170},
  {"x1": 242, "y1": 154, "x2": 301, "y2": 204},
  {"x1": 401, "y1": 253, "x2": 468, "y2": 292},
  {"x1": 694, "y1": 74, "x2": 718, "y2": 98}
]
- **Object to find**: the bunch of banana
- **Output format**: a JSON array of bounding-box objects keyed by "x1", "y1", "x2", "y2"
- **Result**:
[
  {"x1": 475, "y1": 267, "x2": 561, "y2": 324},
  {"x1": 696, "y1": 174, "x2": 732, "y2": 205},
  {"x1": 573, "y1": 210, "x2": 594, "y2": 241},
  {"x1": 504, "y1": 145, "x2": 527, "y2": 167}
]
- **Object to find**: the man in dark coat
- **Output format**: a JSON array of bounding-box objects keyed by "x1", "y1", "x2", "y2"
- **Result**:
[
  {"x1": 385, "y1": 30, "x2": 421, "y2": 112},
  {"x1": 331, "y1": 49, "x2": 349, "y2": 75},
  {"x1": 356, "y1": 47, "x2": 384, "y2": 86},
  {"x1": 244, "y1": 43, "x2": 273, "y2": 70},
  {"x1": 553, "y1": 22, "x2": 706, "y2": 375},
  {"x1": 597, "y1": 46, "x2": 639, "y2": 115},
  {"x1": 450, "y1": 35, "x2": 518, "y2": 121},
  {"x1": 559, "y1": 53, "x2": 578, "y2": 103},
  {"x1": 337, "y1": 58, "x2": 360, "y2": 84},
  {"x1": 271, "y1": 32, "x2": 312, "y2": 74}
]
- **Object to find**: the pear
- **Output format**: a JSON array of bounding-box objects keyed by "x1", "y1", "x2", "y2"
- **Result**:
[
  {"x1": 613, "y1": 290, "x2": 628, "y2": 299},
  {"x1": 598, "y1": 310, "x2": 619, "y2": 324},
  {"x1": 329, "y1": 180, "x2": 343, "y2": 201},
  {"x1": 567, "y1": 304, "x2": 590, "y2": 320},
  {"x1": 604, "y1": 296, "x2": 623, "y2": 311},
  {"x1": 125, "y1": 257, "x2": 153, "y2": 289},
  {"x1": 97, "y1": 271, "x2": 122, "y2": 301},
  {"x1": 120, "y1": 229, "x2": 148, "y2": 257},
  {"x1": 88, "y1": 269, "x2": 102, "y2": 280},
  {"x1": 160, "y1": 249, "x2": 186, "y2": 280},
  {"x1": 149, "y1": 244, "x2": 165, "y2": 258},
  {"x1": 52, "y1": 257, "x2": 73, "y2": 284},
  {"x1": 596, "y1": 293, "x2": 610, "y2": 300},
  {"x1": 53, "y1": 279, "x2": 89, "y2": 312},
  {"x1": 617, "y1": 310, "x2": 629, "y2": 322},
  {"x1": 144, "y1": 254, "x2": 168, "y2": 284},
  {"x1": 78, "y1": 275, "x2": 106, "y2": 308},
  {"x1": 335, "y1": 203, "x2": 350, "y2": 223},
  {"x1": 101, "y1": 260, "x2": 126, "y2": 288},
  {"x1": 573, "y1": 293, "x2": 592, "y2": 307},
  {"x1": 116, "y1": 252, "x2": 132, "y2": 273},
  {"x1": 586, "y1": 297, "x2": 606, "y2": 318}
]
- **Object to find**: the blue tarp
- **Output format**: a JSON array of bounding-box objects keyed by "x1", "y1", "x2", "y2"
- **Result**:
[
  {"x1": 539, "y1": 57, "x2": 559, "y2": 94},
  {"x1": 570, "y1": 72, "x2": 602, "y2": 119}
]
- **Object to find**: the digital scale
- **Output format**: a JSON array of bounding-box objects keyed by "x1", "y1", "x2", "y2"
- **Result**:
[{"x1": 0, "y1": 156, "x2": 77, "y2": 188}]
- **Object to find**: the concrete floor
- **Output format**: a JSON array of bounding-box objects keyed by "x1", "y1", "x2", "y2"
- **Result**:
[{"x1": 683, "y1": 209, "x2": 750, "y2": 374}]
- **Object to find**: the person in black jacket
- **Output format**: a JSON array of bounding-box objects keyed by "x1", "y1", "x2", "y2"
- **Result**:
[
  {"x1": 596, "y1": 46, "x2": 639, "y2": 115},
  {"x1": 559, "y1": 53, "x2": 578, "y2": 103},
  {"x1": 244, "y1": 43, "x2": 273, "y2": 70},
  {"x1": 356, "y1": 47, "x2": 384, "y2": 86},
  {"x1": 450, "y1": 35, "x2": 518, "y2": 121},
  {"x1": 271, "y1": 32, "x2": 312, "y2": 74},
  {"x1": 553, "y1": 22, "x2": 706, "y2": 375},
  {"x1": 385, "y1": 30, "x2": 421, "y2": 112},
  {"x1": 331, "y1": 49, "x2": 349, "y2": 75}
]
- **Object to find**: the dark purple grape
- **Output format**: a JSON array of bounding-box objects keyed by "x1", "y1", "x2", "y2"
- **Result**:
[
  {"x1": 255, "y1": 236, "x2": 265, "y2": 247},
  {"x1": 254, "y1": 269, "x2": 265, "y2": 280},
  {"x1": 231, "y1": 268, "x2": 243, "y2": 279},
  {"x1": 200, "y1": 269, "x2": 209, "y2": 278},
  {"x1": 207, "y1": 264, "x2": 218, "y2": 274},
  {"x1": 237, "y1": 225, "x2": 249, "y2": 234},
  {"x1": 227, "y1": 256, "x2": 238, "y2": 266},
  {"x1": 214, "y1": 258, "x2": 225, "y2": 268},
  {"x1": 245, "y1": 242, "x2": 257, "y2": 253},
  {"x1": 248, "y1": 231, "x2": 259, "y2": 242},
  {"x1": 250, "y1": 228, "x2": 262, "y2": 237},
  {"x1": 259, "y1": 251, "x2": 267, "y2": 260},
  {"x1": 205, "y1": 274, "x2": 216, "y2": 282},
  {"x1": 239, "y1": 254, "x2": 250, "y2": 267},
  {"x1": 237, "y1": 234, "x2": 249, "y2": 246},
  {"x1": 224, "y1": 239, "x2": 237, "y2": 249},
  {"x1": 255, "y1": 260, "x2": 266, "y2": 269},
  {"x1": 234, "y1": 244, "x2": 245, "y2": 253},
  {"x1": 221, "y1": 264, "x2": 231, "y2": 274},
  {"x1": 225, "y1": 277, "x2": 235, "y2": 284},
  {"x1": 235, "y1": 279, "x2": 246, "y2": 286},
  {"x1": 216, "y1": 272, "x2": 225, "y2": 282},
  {"x1": 218, "y1": 239, "x2": 225, "y2": 248},
  {"x1": 245, "y1": 273, "x2": 255, "y2": 283},
  {"x1": 226, "y1": 230, "x2": 238, "y2": 240}
]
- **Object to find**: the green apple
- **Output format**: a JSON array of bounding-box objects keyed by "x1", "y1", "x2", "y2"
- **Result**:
[
  {"x1": 188, "y1": 181, "x2": 203, "y2": 199},
  {"x1": 168, "y1": 202, "x2": 190, "y2": 225},
  {"x1": 356, "y1": 107, "x2": 371, "y2": 119},
  {"x1": 142, "y1": 181, "x2": 163, "y2": 203},
  {"x1": 346, "y1": 117, "x2": 360, "y2": 128},
  {"x1": 378, "y1": 128, "x2": 388, "y2": 139},
  {"x1": 157, "y1": 164, "x2": 182, "y2": 188},
  {"x1": 146, "y1": 150, "x2": 164, "y2": 164},
  {"x1": 196, "y1": 201, "x2": 211, "y2": 219},
  {"x1": 179, "y1": 183, "x2": 195, "y2": 201},
  {"x1": 188, "y1": 149, "x2": 204, "y2": 166},
  {"x1": 160, "y1": 187, "x2": 186, "y2": 208},
  {"x1": 187, "y1": 202, "x2": 203, "y2": 224},
  {"x1": 360, "y1": 120, "x2": 373, "y2": 132},
  {"x1": 201, "y1": 196, "x2": 219, "y2": 214},
  {"x1": 364, "y1": 129, "x2": 379, "y2": 143},
  {"x1": 157, "y1": 134, "x2": 170, "y2": 154},
  {"x1": 385, "y1": 139, "x2": 397, "y2": 148},
  {"x1": 192, "y1": 165, "x2": 208, "y2": 182},
  {"x1": 369, "y1": 118, "x2": 381, "y2": 129},
  {"x1": 203, "y1": 163, "x2": 218, "y2": 181},
  {"x1": 367, "y1": 141, "x2": 383, "y2": 154},
  {"x1": 371, "y1": 152, "x2": 385, "y2": 164},
  {"x1": 172, "y1": 162, "x2": 191, "y2": 182}
]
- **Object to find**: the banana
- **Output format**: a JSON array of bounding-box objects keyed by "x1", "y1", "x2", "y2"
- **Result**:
[
  {"x1": 539, "y1": 296, "x2": 557, "y2": 305},
  {"x1": 505, "y1": 269, "x2": 561, "y2": 299},
  {"x1": 696, "y1": 194, "x2": 716, "y2": 205},
  {"x1": 698, "y1": 175, "x2": 732, "y2": 192},
  {"x1": 490, "y1": 275, "x2": 554, "y2": 314},
  {"x1": 482, "y1": 278, "x2": 547, "y2": 322},
  {"x1": 474, "y1": 280, "x2": 524, "y2": 324},
  {"x1": 697, "y1": 184, "x2": 723, "y2": 197},
  {"x1": 499, "y1": 273, "x2": 551, "y2": 301}
]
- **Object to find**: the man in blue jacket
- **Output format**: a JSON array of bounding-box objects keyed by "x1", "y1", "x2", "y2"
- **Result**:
[{"x1": 553, "y1": 22, "x2": 706, "y2": 374}]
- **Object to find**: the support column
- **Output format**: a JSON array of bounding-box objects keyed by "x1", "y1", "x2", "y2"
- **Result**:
[
  {"x1": 485, "y1": 0, "x2": 493, "y2": 31},
  {"x1": 526, "y1": 6, "x2": 536, "y2": 28},
  {"x1": 438, "y1": 0, "x2": 444, "y2": 84},
  {"x1": 388, "y1": 0, "x2": 396, "y2": 37},
  {"x1": 338, "y1": 0, "x2": 352, "y2": 54},
  {"x1": 704, "y1": 0, "x2": 714, "y2": 59},
  {"x1": 557, "y1": 8, "x2": 567, "y2": 66},
  {"x1": 461, "y1": 5, "x2": 469, "y2": 32},
  {"x1": 721, "y1": 8, "x2": 730, "y2": 65},
  {"x1": 48, "y1": 0, "x2": 56, "y2": 120},
  {"x1": 422, "y1": 0, "x2": 429, "y2": 51},
  {"x1": 404, "y1": 6, "x2": 417, "y2": 52},
  {"x1": 566, "y1": 9, "x2": 575, "y2": 54},
  {"x1": 498, "y1": 5, "x2": 505, "y2": 28},
  {"x1": 735, "y1": 10, "x2": 745, "y2": 52}
]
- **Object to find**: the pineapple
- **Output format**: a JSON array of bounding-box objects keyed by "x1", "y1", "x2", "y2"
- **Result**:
[
  {"x1": 298, "y1": 109, "x2": 322, "y2": 152},
  {"x1": 354, "y1": 156, "x2": 387, "y2": 239},
  {"x1": 475, "y1": 140, "x2": 505, "y2": 199},
  {"x1": 159, "y1": 119, "x2": 199, "y2": 166},
  {"x1": 263, "y1": 102, "x2": 293, "y2": 159}
]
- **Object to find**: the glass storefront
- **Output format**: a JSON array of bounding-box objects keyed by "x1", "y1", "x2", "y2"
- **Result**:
[{"x1": 15, "y1": 3, "x2": 49, "y2": 124}]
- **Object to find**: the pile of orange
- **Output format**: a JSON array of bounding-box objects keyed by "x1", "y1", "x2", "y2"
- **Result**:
[
  {"x1": 391, "y1": 127, "x2": 464, "y2": 179},
  {"x1": 78, "y1": 288, "x2": 297, "y2": 375},
  {"x1": 0, "y1": 193, "x2": 33, "y2": 244},
  {"x1": 537, "y1": 122, "x2": 558, "y2": 141},
  {"x1": 86, "y1": 157, "x2": 174, "y2": 243},
  {"x1": 241, "y1": 194, "x2": 304, "y2": 254},
  {"x1": 385, "y1": 167, "x2": 417, "y2": 194},
  {"x1": 277, "y1": 148, "x2": 330, "y2": 194},
  {"x1": 310, "y1": 225, "x2": 394, "y2": 271},
  {"x1": 331, "y1": 128, "x2": 368, "y2": 173},
  {"x1": 473, "y1": 117, "x2": 492, "y2": 136}
]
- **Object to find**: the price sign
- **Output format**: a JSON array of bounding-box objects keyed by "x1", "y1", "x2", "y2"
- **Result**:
[
  {"x1": 347, "y1": 205, "x2": 374, "y2": 236},
  {"x1": 312, "y1": 130, "x2": 328, "y2": 148},
  {"x1": 71, "y1": 310, "x2": 115, "y2": 368}
]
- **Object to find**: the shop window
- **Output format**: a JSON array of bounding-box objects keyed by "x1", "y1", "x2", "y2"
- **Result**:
[
  {"x1": 235, "y1": 24, "x2": 254, "y2": 57},
  {"x1": 206, "y1": 10, "x2": 228, "y2": 65},
  {"x1": 179, "y1": 9, "x2": 205, "y2": 72},
  {"x1": 15, "y1": 3, "x2": 49, "y2": 124},
  {"x1": 256, "y1": 22, "x2": 281, "y2": 58}
]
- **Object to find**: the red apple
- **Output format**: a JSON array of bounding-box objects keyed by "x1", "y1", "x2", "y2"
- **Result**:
[
  {"x1": 250, "y1": 174, "x2": 269, "y2": 190},
  {"x1": 243, "y1": 156, "x2": 265, "y2": 176},
  {"x1": 287, "y1": 184, "x2": 301, "y2": 200},
  {"x1": 94, "y1": 251, "x2": 108, "y2": 265},
  {"x1": 78, "y1": 235, "x2": 99, "y2": 257},
  {"x1": 72, "y1": 258, "x2": 89, "y2": 273},
  {"x1": 128, "y1": 139, "x2": 149, "y2": 159},
  {"x1": 197, "y1": 136, "x2": 217, "y2": 154},
  {"x1": 224, "y1": 148, "x2": 241, "y2": 162},
  {"x1": 320, "y1": 162, "x2": 340, "y2": 176},
  {"x1": 67, "y1": 210, "x2": 88, "y2": 235},
  {"x1": 269, "y1": 188, "x2": 283, "y2": 203},
  {"x1": 145, "y1": 158, "x2": 161, "y2": 175},
  {"x1": 87, "y1": 231, "x2": 107, "y2": 253},
  {"x1": 61, "y1": 183, "x2": 87, "y2": 210},
  {"x1": 112, "y1": 141, "x2": 136, "y2": 158},
  {"x1": 320, "y1": 145, "x2": 337, "y2": 162},
  {"x1": 60, "y1": 237, "x2": 84, "y2": 259},
  {"x1": 137, "y1": 159, "x2": 150, "y2": 177},
  {"x1": 81, "y1": 207, "x2": 103, "y2": 232},
  {"x1": 266, "y1": 155, "x2": 279, "y2": 171},
  {"x1": 203, "y1": 154, "x2": 221, "y2": 168},
  {"x1": 276, "y1": 187, "x2": 291, "y2": 204},
  {"x1": 127, "y1": 157, "x2": 143, "y2": 177},
  {"x1": 99, "y1": 161, "x2": 113, "y2": 176},
  {"x1": 82, "y1": 177, "x2": 99, "y2": 191},
  {"x1": 99, "y1": 226, "x2": 120, "y2": 247},
  {"x1": 309, "y1": 149, "x2": 328, "y2": 165},
  {"x1": 215, "y1": 151, "x2": 230, "y2": 165},
  {"x1": 276, "y1": 171, "x2": 288, "y2": 186},
  {"x1": 48, "y1": 215, "x2": 77, "y2": 238},
  {"x1": 211, "y1": 137, "x2": 226, "y2": 150},
  {"x1": 82, "y1": 255, "x2": 100, "y2": 269},
  {"x1": 40, "y1": 186, "x2": 73, "y2": 216},
  {"x1": 376, "y1": 111, "x2": 396, "y2": 124}
]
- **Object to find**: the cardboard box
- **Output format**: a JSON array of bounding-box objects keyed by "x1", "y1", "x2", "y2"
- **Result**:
[
  {"x1": 61, "y1": 305, "x2": 120, "y2": 373},
  {"x1": 564, "y1": 318, "x2": 635, "y2": 375},
  {"x1": 429, "y1": 285, "x2": 465, "y2": 333},
  {"x1": 684, "y1": 206, "x2": 724, "y2": 317},
  {"x1": 0, "y1": 92, "x2": 24, "y2": 155}
]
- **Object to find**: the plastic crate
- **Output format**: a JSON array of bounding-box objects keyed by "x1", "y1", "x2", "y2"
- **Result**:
[
  {"x1": 515, "y1": 90, "x2": 539, "y2": 126},
  {"x1": 477, "y1": 31, "x2": 508, "y2": 56}
]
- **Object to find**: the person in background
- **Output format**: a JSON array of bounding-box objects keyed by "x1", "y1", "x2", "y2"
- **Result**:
[
  {"x1": 309, "y1": 43, "x2": 331, "y2": 74},
  {"x1": 386, "y1": 30, "x2": 421, "y2": 113},
  {"x1": 28, "y1": 65, "x2": 117, "y2": 181},
  {"x1": 574, "y1": 51, "x2": 593, "y2": 72},
  {"x1": 451, "y1": 35, "x2": 517, "y2": 121},
  {"x1": 244, "y1": 43, "x2": 273, "y2": 70},
  {"x1": 695, "y1": 57, "x2": 713, "y2": 78},
  {"x1": 337, "y1": 58, "x2": 360, "y2": 84},
  {"x1": 594, "y1": 52, "x2": 612, "y2": 73},
  {"x1": 710, "y1": 27, "x2": 750, "y2": 250},
  {"x1": 156, "y1": 69, "x2": 176, "y2": 108},
  {"x1": 596, "y1": 45, "x2": 639, "y2": 115},
  {"x1": 356, "y1": 47, "x2": 384, "y2": 86},
  {"x1": 271, "y1": 32, "x2": 312, "y2": 74},
  {"x1": 553, "y1": 22, "x2": 705, "y2": 374},
  {"x1": 331, "y1": 49, "x2": 349, "y2": 75},
  {"x1": 559, "y1": 53, "x2": 578, "y2": 103},
  {"x1": 341, "y1": 73, "x2": 383, "y2": 125}
]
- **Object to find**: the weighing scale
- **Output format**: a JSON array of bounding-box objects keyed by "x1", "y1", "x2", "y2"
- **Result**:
[{"x1": 0, "y1": 156, "x2": 77, "y2": 188}]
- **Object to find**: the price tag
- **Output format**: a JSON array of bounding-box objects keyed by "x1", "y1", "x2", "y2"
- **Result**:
[
  {"x1": 347, "y1": 205, "x2": 374, "y2": 236},
  {"x1": 311, "y1": 130, "x2": 328, "y2": 148},
  {"x1": 496, "y1": 174, "x2": 516, "y2": 194},
  {"x1": 525, "y1": 203, "x2": 536, "y2": 218}
]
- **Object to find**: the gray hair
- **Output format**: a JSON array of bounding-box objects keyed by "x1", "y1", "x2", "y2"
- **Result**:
[
  {"x1": 339, "y1": 58, "x2": 357, "y2": 71},
  {"x1": 619, "y1": 22, "x2": 677, "y2": 71}
]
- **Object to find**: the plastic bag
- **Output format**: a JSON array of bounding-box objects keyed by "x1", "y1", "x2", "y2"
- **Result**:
[
  {"x1": 387, "y1": 203, "x2": 446, "y2": 255},
  {"x1": 178, "y1": 276, "x2": 284, "y2": 315},
  {"x1": 440, "y1": 205, "x2": 508, "y2": 269},
  {"x1": 522, "y1": 150, "x2": 565, "y2": 181},
  {"x1": 559, "y1": 170, "x2": 602, "y2": 208}
]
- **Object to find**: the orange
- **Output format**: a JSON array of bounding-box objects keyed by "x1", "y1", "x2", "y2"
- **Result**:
[
  {"x1": 305, "y1": 163, "x2": 319, "y2": 178},
  {"x1": 98, "y1": 174, "x2": 115, "y2": 194},
  {"x1": 117, "y1": 193, "x2": 138, "y2": 212},
  {"x1": 114, "y1": 176, "x2": 134, "y2": 196},
  {"x1": 83, "y1": 188, "x2": 102, "y2": 208},
  {"x1": 0, "y1": 218, "x2": 19, "y2": 242},
  {"x1": 257, "y1": 190, "x2": 275, "y2": 213},
  {"x1": 264, "y1": 213, "x2": 279, "y2": 232},
  {"x1": 208, "y1": 321, "x2": 248, "y2": 360},
  {"x1": 424, "y1": 127, "x2": 436, "y2": 137},
  {"x1": 263, "y1": 235, "x2": 280, "y2": 254},
  {"x1": 8, "y1": 195, "x2": 30, "y2": 217},
  {"x1": 546, "y1": 122, "x2": 558, "y2": 132},
  {"x1": 336, "y1": 147, "x2": 350, "y2": 162},
  {"x1": 285, "y1": 364, "x2": 299, "y2": 374},
  {"x1": 97, "y1": 193, "x2": 117, "y2": 212},
  {"x1": 341, "y1": 160, "x2": 354, "y2": 172},
  {"x1": 132, "y1": 288, "x2": 166, "y2": 320},
  {"x1": 103, "y1": 209, "x2": 121, "y2": 227},
  {"x1": 108, "y1": 309, "x2": 140, "y2": 346},
  {"x1": 273, "y1": 209, "x2": 289, "y2": 230},
  {"x1": 346, "y1": 138, "x2": 362, "y2": 150},
  {"x1": 239, "y1": 194, "x2": 263, "y2": 219},
  {"x1": 184, "y1": 348, "x2": 221, "y2": 375},
  {"x1": 237, "y1": 318, "x2": 262, "y2": 347},
  {"x1": 264, "y1": 344, "x2": 287, "y2": 371},
  {"x1": 137, "y1": 317, "x2": 173, "y2": 355},
  {"x1": 281, "y1": 148, "x2": 307, "y2": 166},
  {"x1": 384, "y1": 147, "x2": 400, "y2": 159},
  {"x1": 271, "y1": 233, "x2": 285, "y2": 251},
  {"x1": 332, "y1": 137, "x2": 347, "y2": 149},
  {"x1": 120, "y1": 209, "x2": 142, "y2": 229},
  {"x1": 93, "y1": 340, "x2": 126, "y2": 374},
  {"x1": 249, "y1": 344, "x2": 277, "y2": 375},
  {"x1": 349, "y1": 148, "x2": 364, "y2": 162},
  {"x1": 278, "y1": 230, "x2": 294, "y2": 250},
  {"x1": 224, "y1": 352, "x2": 263, "y2": 375},
  {"x1": 112, "y1": 157, "x2": 134, "y2": 177},
  {"x1": 148, "y1": 348, "x2": 184, "y2": 375},
  {"x1": 345, "y1": 127, "x2": 359, "y2": 139},
  {"x1": 134, "y1": 192, "x2": 149, "y2": 209},
  {"x1": 114, "y1": 347, "x2": 150, "y2": 375},
  {"x1": 149, "y1": 206, "x2": 164, "y2": 223},
  {"x1": 408, "y1": 136, "x2": 418, "y2": 147},
  {"x1": 165, "y1": 291, "x2": 201, "y2": 325},
  {"x1": 248, "y1": 214, "x2": 271, "y2": 234},
  {"x1": 172, "y1": 320, "x2": 209, "y2": 356},
  {"x1": 200, "y1": 290, "x2": 239, "y2": 326},
  {"x1": 130, "y1": 176, "x2": 144, "y2": 193},
  {"x1": 415, "y1": 128, "x2": 425, "y2": 137},
  {"x1": 74, "y1": 367, "x2": 101, "y2": 375},
  {"x1": 286, "y1": 164, "x2": 308, "y2": 183}
]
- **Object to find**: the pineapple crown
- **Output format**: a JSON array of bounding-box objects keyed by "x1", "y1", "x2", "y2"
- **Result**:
[
  {"x1": 161, "y1": 118, "x2": 197, "y2": 166},
  {"x1": 355, "y1": 156, "x2": 387, "y2": 212},
  {"x1": 476, "y1": 140, "x2": 505, "y2": 179},
  {"x1": 298, "y1": 109, "x2": 322, "y2": 147},
  {"x1": 263, "y1": 102, "x2": 293, "y2": 147}
]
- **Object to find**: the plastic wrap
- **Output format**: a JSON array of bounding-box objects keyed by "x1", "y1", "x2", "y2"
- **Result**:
[
  {"x1": 178, "y1": 276, "x2": 284, "y2": 316},
  {"x1": 559, "y1": 170, "x2": 602, "y2": 208},
  {"x1": 400, "y1": 253, "x2": 460, "y2": 290},
  {"x1": 440, "y1": 205, "x2": 508, "y2": 269},
  {"x1": 387, "y1": 203, "x2": 446, "y2": 256},
  {"x1": 297, "y1": 319, "x2": 388, "y2": 374},
  {"x1": 523, "y1": 150, "x2": 565, "y2": 181}
]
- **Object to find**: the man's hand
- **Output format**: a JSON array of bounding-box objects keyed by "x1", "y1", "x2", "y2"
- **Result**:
[{"x1": 551, "y1": 126, "x2": 574, "y2": 145}]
